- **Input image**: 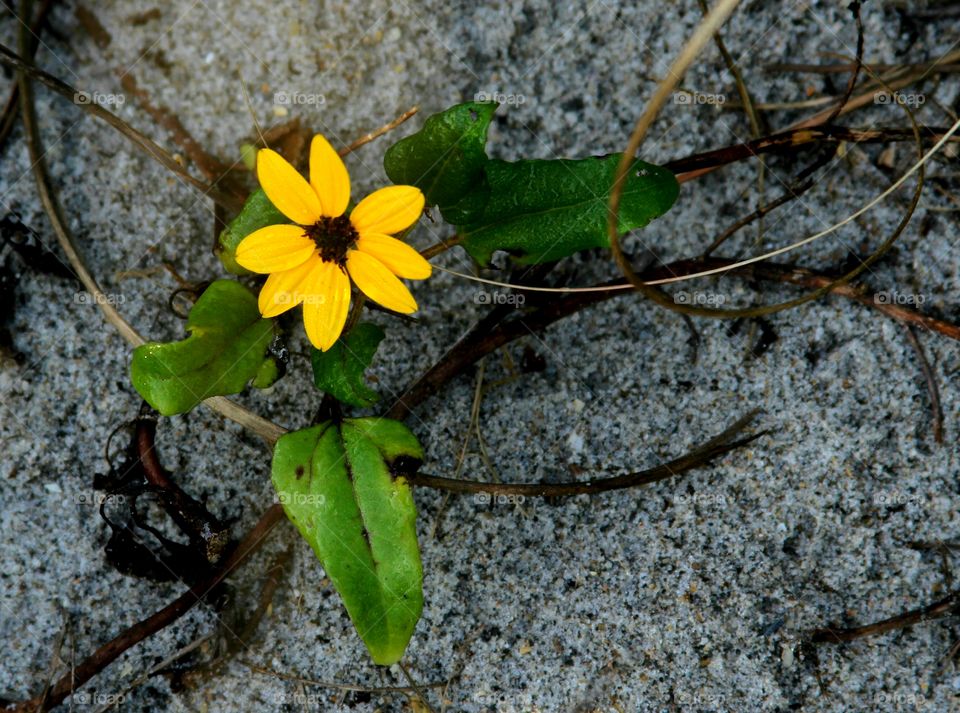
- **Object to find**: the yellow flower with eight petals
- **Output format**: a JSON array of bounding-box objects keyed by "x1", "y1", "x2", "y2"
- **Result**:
[{"x1": 235, "y1": 134, "x2": 431, "y2": 351}]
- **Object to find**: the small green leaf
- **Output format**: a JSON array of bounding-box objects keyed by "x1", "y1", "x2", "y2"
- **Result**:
[
  {"x1": 458, "y1": 155, "x2": 679, "y2": 265},
  {"x1": 272, "y1": 419, "x2": 424, "y2": 665},
  {"x1": 384, "y1": 101, "x2": 496, "y2": 214},
  {"x1": 217, "y1": 188, "x2": 290, "y2": 275},
  {"x1": 239, "y1": 142, "x2": 258, "y2": 171},
  {"x1": 310, "y1": 323, "x2": 385, "y2": 408},
  {"x1": 130, "y1": 280, "x2": 277, "y2": 415},
  {"x1": 252, "y1": 354, "x2": 281, "y2": 390}
]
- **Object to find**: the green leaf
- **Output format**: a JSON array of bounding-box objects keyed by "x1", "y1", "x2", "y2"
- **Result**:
[
  {"x1": 130, "y1": 280, "x2": 278, "y2": 416},
  {"x1": 458, "y1": 155, "x2": 679, "y2": 265},
  {"x1": 239, "y1": 142, "x2": 258, "y2": 171},
  {"x1": 310, "y1": 323, "x2": 385, "y2": 408},
  {"x1": 383, "y1": 101, "x2": 496, "y2": 214},
  {"x1": 252, "y1": 355, "x2": 281, "y2": 390},
  {"x1": 217, "y1": 188, "x2": 290, "y2": 275},
  {"x1": 272, "y1": 419, "x2": 424, "y2": 665}
]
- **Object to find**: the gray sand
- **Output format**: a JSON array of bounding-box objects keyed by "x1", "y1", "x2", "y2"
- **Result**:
[{"x1": 1, "y1": 0, "x2": 959, "y2": 711}]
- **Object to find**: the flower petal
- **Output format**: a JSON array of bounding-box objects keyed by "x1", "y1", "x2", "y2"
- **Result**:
[
  {"x1": 257, "y1": 148, "x2": 322, "y2": 225},
  {"x1": 235, "y1": 224, "x2": 316, "y2": 273},
  {"x1": 258, "y1": 255, "x2": 319, "y2": 318},
  {"x1": 346, "y1": 250, "x2": 418, "y2": 314},
  {"x1": 349, "y1": 185, "x2": 424, "y2": 235},
  {"x1": 309, "y1": 134, "x2": 351, "y2": 218},
  {"x1": 355, "y1": 232, "x2": 432, "y2": 279},
  {"x1": 302, "y1": 261, "x2": 351, "y2": 351}
]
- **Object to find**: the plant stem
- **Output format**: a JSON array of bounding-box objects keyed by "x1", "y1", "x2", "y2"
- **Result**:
[{"x1": 9, "y1": 505, "x2": 285, "y2": 713}]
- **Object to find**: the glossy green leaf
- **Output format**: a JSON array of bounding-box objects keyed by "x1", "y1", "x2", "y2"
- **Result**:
[
  {"x1": 272, "y1": 419, "x2": 424, "y2": 665},
  {"x1": 130, "y1": 280, "x2": 278, "y2": 416},
  {"x1": 310, "y1": 323, "x2": 385, "y2": 408},
  {"x1": 217, "y1": 188, "x2": 290, "y2": 275},
  {"x1": 458, "y1": 155, "x2": 679, "y2": 265},
  {"x1": 383, "y1": 101, "x2": 496, "y2": 214}
]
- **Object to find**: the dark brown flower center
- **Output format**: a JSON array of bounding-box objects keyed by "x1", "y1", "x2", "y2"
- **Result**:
[{"x1": 303, "y1": 215, "x2": 358, "y2": 268}]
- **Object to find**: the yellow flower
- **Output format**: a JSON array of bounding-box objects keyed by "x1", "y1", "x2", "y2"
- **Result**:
[{"x1": 235, "y1": 134, "x2": 431, "y2": 351}]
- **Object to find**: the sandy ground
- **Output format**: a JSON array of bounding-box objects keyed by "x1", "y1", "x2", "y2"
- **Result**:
[{"x1": 1, "y1": 0, "x2": 959, "y2": 710}]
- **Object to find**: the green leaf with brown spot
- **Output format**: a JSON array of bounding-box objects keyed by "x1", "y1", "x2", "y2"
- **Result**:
[{"x1": 272, "y1": 419, "x2": 424, "y2": 665}]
